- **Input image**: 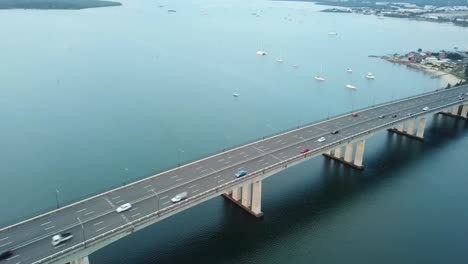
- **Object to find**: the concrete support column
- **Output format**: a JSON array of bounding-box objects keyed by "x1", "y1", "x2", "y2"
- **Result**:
[
  {"x1": 344, "y1": 143, "x2": 354, "y2": 163},
  {"x1": 407, "y1": 118, "x2": 416, "y2": 135},
  {"x1": 416, "y1": 117, "x2": 427, "y2": 138},
  {"x1": 397, "y1": 123, "x2": 404, "y2": 132},
  {"x1": 461, "y1": 105, "x2": 468, "y2": 118},
  {"x1": 354, "y1": 140, "x2": 366, "y2": 167},
  {"x1": 334, "y1": 147, "x2": 342, "y2": 158},
  {"x1": 232, "y1": 187, "x2": 241, "y2": 201},
  {"x1": 452, "y1": 105, "x2": 460, "y2": 115},
  {"x1": 241, "y1": 184, "x2": 251, "y2": 208},
  {"x1": 70, "y1": 256, "x2": 90, "y2": 264},
  {"x1": 251, "y1": 181, "x2": 263, "y2": 216}
]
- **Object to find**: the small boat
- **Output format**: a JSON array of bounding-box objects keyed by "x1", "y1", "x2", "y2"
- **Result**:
[
  {"x1": 346, "y1": 68, "x2": 353, "y2": 73},
  {"x1": 346, "y1": 84, "x2": 357, "y2": 89},
  {"x1": 256, "y1": 51, "x2": 267, "y2": 56},
  {"x1": 232, "y1": 93, "x2": 239, "y2": 97},
  {"x1": 292, "y1": 64, "x2": 299, "y2": 68},
  {"x1": 366, "y1": 72, "x2": 375, "y2": 79},
  {"x1": 328, "y1": 31, "x2": 338, "y2": 35},
  {"x1": 314, "y1": 65, "x2": 325, "y2": 81},
  {"x1": 276, "y1": 49, "x2": 284, "y2": 63}
]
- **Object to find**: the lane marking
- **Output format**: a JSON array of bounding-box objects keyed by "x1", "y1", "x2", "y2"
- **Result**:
[
  {"x1": 93, "y1": 221, "x2": 104, "y2": 226},
  {"x1": 224, "y1": 160, "x2": 231, "y2": 164},
  {"x1": 218, "y1": 179, "x2": 225, "y2": 183},
  {"x1": 239, "y1": 152, "x2": 246, "y2": 155},
  {"x1": 144, "y1": 185, "x2": 152, "y2": 189},
  {"x1": 40, "y1": 221, "x2": 51, "y2": 226},
  {"x1": 111, "y1": 196, "x2": 121, "y2": 200},
  {"x1": 282, "y1": 155, "x2": 288, "y2": 159},
  {"x1": 84, "y1": 211, "x2": 95, "y2": 216},
  {"x1": 276, "y1": 139, "x2": 282, "y2": 143},
  {"x1": 269, "y1": 153, "x2": 283, "y2": 162},
  {"x1": 0, "y1": 242, "x2": 12, "y2": 248},
  {"x1": 44, "y1": 226, "x2": 55, "y2": 231},
  {"x1": 55, "y1": 243, "x2": 66, "y2": 249},
  {"x1": 131, "y1": 213, "x2": 141, "y2": 218},
  {"x1": 217, "y1": 158, "x2": 225, "y2": 162},
  {"x1": 7, "y1": 255, "x2": 19, "y2": 260},
  {"x1": 76, "y1": 208, "x2": 87, "y2": 213},
  {"x1": 200, "y1": 169, "x2": 209, "y2": 173},
  {"x1": 192, "y1": 189, "x2": 200, "y2": 193},
  {"x1": 263, "y1": 162, "x2": 270, "y2": 166},
  {"x1": 296, "y1": 145, "x2": 302, "y2": 149},
  {"x1": 189, "y1": 185, "x2": 197, "y2": 189},
  {"x1": 162, "y1": 201, "x2": 170, "y2": 205},
  {"x1": 115, "y1": 200, "x2": 124, "y2": 204},
  {"x1": 0, "y1": 237, "x2": 8, "y2": 242},
  {"x1": 170, "y1": 175, "x2": 179, "y2": 179},
  {"x1": 175, "y1": 178, "x2": 182, "y2": 182},
  {"x1": 243, "y1": 154, "x2": 249, "y2": 158},
  {"x1": 228, "y1": 156, "x2": 234, "y2": 159},
  {"x1": 95, "y1": 227, "x2": 106, "y2": 233},
  {"x1": 195, "y1": 166, "x2": 203, "y2": 170},
  {"x1": 161, "y1": 195, "x2": 168, "y2": 199}
]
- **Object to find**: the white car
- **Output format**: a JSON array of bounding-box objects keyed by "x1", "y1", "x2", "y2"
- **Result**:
[
  {"x1": 422, "y1": 106, "x2": 429, "y2": 111},
  {"x1": 51, "y1": 233, "x2": 73, "y2": 246},
  {"x1": 317, "y1": 137, "x2": 326, "y2": 142},
  {"x1": 171, "y1": 192, "x2": 188, "y2": 203},
  {"x1": 116, "y1": 203, "x2": 132, "y2": 213}
]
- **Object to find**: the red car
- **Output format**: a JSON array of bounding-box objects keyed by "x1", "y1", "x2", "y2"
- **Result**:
[
  {"x1": 351, "y1": 112, "x2": 359, "y2": 117},
  {"x1": 300, "y1": 148, "x2": 310, "y2": 154}
]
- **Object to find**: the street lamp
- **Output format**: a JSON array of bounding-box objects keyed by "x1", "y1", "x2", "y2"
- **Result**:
[
  {"x1": 77, "y1": 217, "x2": 86, "y2": 248},
  {"x1": 55, "y1": 188, "x2": 60, "y2": 209},
  {"x1": 150, "y1": 189, "x2": 160, "y2": 214},
  {"x1": 177, "y1": 149, "x2": 184, "y2": 167}
]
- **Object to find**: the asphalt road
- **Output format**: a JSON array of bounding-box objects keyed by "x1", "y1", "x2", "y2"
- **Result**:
[{"x1": 1, "y1": 85, "x2": 467, "y2": 264}]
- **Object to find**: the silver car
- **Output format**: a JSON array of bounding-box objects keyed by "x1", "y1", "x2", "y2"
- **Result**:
[{"x1": 171, "y1": 192, "x2": 188, "y2": 203}]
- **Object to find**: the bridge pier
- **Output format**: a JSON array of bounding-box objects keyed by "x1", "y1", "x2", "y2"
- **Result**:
[
  {"x1": 388, "y1": 117, "x2": 427, "y2": 141},
  {"x1": 438, "y1": 104, "x2": 467, "y2": 119},
  {"x1": 323, "y1": 140, "x2": 365, "y2": 170},
  {"x1": 69, "y1": 256, "x2": 90, "y2": 264},
  {"x1": 223, "y1": 181, "x2": 263, "y2": 217}
]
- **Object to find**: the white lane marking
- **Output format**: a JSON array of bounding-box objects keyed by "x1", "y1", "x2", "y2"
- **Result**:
[
  {"x1": 0, "y1": 242, "x2": 12, "y2": 248},
  {"x1": 278, "y1": 152, "x2": 284, "y2": 155},
  {"x1": 263, "y1": 162, "x2": 270, "y2": 166},
  {"x1": 224, "y1": 160, "x2": 231, "y2": 164},
  {"x1": 228, "y1": 156, "x2": 234, "y2": 159},
  {"x1": 296, "y1": 145, "x2": 302, "y2": 149},
  {"x1": 40, "y1": 221, "x2": 51, "y2": 226},
  {"x1": 238, "y1": 167, "x2": 245, "y2": 170},
  {"x1": 189, "y1": 185, "x2": 197, "y2": 189},
  {"x1": 239, "y1": 152, "x2": 246, "y2": 155},
  {"x1": 162, "y1": 201, "x2": 170, "y2": 205},
  {"x1": 131, "y1": 213, "x2": 141, "y2": 218},
  {"x1": 170, "y1": 175, "x2": 179, "y2": 179},
  {"x1": 242, "y1": 154, "x2": 249, "y2": 158},
  {"x1": 263, "y1": 147, "x2": 270, "y2": 151},
  {"x1": 76, "y1": 208, "x2": 87, "y2": 213},
  {"x1": 44, "y1": 226, "x2": 55, "y2": 231},
  {"x1": 7, "y1": 255, "x2": 19, "y2": 260},
  {"x1": 269, "y1": 153, "x2": 283, "y2": 161},
  {"x1": 175, "y1": 178, "x2": 182, "y2": 182},
  {"x1": 214, "y1": 175, "x2": 221, "y2": 178},
  {"x1": 0, "y1": 237, "x2": 8, "y2": 242},
  {"x1": 281, "y1": 141, "x2": 287, "y2": 145},
  {"x1": 84, "y1": 211, "x2": 95, "y2": 216},
  {"x1": 200, "y1": 169, "x2": 209, "y2": 173},
  {"x1": 218, "y1": 179, "x2": 225, "y2": 183},
  {"x1": 217, "y1": 158, "x2": 225, "y2": 162},
  {"x1": 292, "y1": 134, "x2": 298, "y2": 137},
  {"x1": 144, "y1": 185, "x2": 152, "y2": 189},
  {"x1": 161, "y1": 195, "x2": 168, "y2": 199},
  {"x1": 55, "y1": 243, "x2": 66, "y2": 249},
  {"x1": 116, "y1": 200, "x2": 125, "y2": 204},
  {"x1": 258, "y1": 159, "x2": 264, "y2": 162},
  {"x1": 195, "y1": 166, "x2": 203, "y2": 170},
  {"x1": 282, "y1": 155, "x2": 288, "y2": 159},
  {"x1": 111, "y1": 196, "x2": 121, "y2": 200},
  {"x1": 94, "y1": 221, "x2": 104, "y2": 226},
  {"x1": 95, "y1": 227, "x2": 106, "y2": 233},
  {"x1": 192, "y1": 189, "x2": 200, "y2": 193},
  {"x1": 276, "y1": 139, "x2": 282, "y2": 143}
]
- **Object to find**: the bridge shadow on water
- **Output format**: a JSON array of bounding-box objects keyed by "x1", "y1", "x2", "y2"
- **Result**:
[{"x1": 93, "y1": 116, "x2": 467, "y2": 264}]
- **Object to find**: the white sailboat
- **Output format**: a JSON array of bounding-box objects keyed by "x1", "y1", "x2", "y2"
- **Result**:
[
  {"x1": 256, "y1": 50, "x2": 267, "y2": 56},
  {"x1": 276, "y1": 50, "x2": 284, "y2": 63},
  {"x1": 346, "y1": 68, "x2": 353, "y2": 73},
  {"x1": 314, "y1": 65, "x2": 325, "y2": 81},
  {"x1": 346, "y1": 84, "x2": 357, "y2": 89},
  {"x1": 328, "y1": 31, "x2": 338, "y2": 36},
  {"x1": 232, "y1": 93, "x2": 239, "y2": 97},
  {"x1": 366, "y1": 72, "x2": 375, "y2": 79}
]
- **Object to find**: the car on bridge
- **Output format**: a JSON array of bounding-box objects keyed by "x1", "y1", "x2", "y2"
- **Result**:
[
  {"x1": 423, "y1": 106, "x2": 429, "y2": 111},
  {"x1": 331, "y1": 130, "x2": 339, "y2": 134},
  {"x1": 392, "y1": 114, "x2": 398, "y2": 118},
  {"x1": 300, "y1": 148, "x2": 310, "y2": 154},
  {"x1": 351, "y1": 112, "x2": 359, "y2": 117},
  {"x1": 378, "y1": 115, "x2": 385, "y2": 119},
  {"x1": 171, "y1": 192, "x2": 188, "y2": 203},
  {"x1": 317, "y1": 137, "x2": 326, "y2": 142},
  {"x1": 0, "y1": 250, "x2": 13, "y2": 261},
  {"x1": 51, "y1": 233, "x2": 73, "y2": 246},
  {"x1": 235, "y1": 170, "x2": 247, "y2": 178},
  {"x1": 116, "y1": 203, "x2": 132, "y2": 213}
]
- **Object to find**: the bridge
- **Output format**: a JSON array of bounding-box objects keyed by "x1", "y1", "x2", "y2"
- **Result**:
[{"x1": 1, "y1": 85, "x2": 468, "y2": 264}]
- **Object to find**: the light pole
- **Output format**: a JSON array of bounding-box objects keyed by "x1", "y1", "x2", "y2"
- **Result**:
[
  {"x1": 177, "y1": 149, "x2": 184, "y2": 167},
  {"x1": 77, "y1": 217, "x2": 86, "y2": 248},
  {"x1": 150, "y1": 189, "x2": 160, "y2": 214},
  {"x1": 55, "y1": 188, "x2": 60, "y2": 209}
]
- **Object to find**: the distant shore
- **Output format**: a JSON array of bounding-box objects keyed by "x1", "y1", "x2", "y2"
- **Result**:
[
  {"x1": 0, "y1": 0, "x2": 121, "y2": 10},
  {"x1": 385, "y1": 57, "x2": 463, "y2": 87}
]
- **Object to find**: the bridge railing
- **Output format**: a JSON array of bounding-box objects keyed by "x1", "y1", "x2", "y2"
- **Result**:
[{"x1": 32, "y1": 95, "x2": 467, "y2": 263}]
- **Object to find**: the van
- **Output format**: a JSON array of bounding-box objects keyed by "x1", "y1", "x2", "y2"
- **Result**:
[{"x1": 171, "y1": 192, "x2": 188, "y2": 203}]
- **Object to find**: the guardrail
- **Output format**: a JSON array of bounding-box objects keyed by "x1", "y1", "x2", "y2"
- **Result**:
[{"x1": 33, "y1": 94, "x2": 468, "y2": 264}]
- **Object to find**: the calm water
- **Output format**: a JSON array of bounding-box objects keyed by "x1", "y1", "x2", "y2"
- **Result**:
[{"x1": 1, "y1": 0, "x2": 468, "y2": 263}]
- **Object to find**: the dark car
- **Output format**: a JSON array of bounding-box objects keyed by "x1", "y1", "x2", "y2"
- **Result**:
[
  {"x1": 331, "y1": 130, "x2": 339, "y2": 135},
  {"x1": 392, "y1": 114, "x2": 398, "y2": 118},
  {"x1": 0, "y1": 250, "x2": 13, "y2": 261}
]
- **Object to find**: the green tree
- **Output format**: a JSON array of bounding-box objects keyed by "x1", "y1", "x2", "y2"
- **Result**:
[
  {"x1": 417, "y1": 48, "x2": 422, "y2": 52},
  {"x1": 465, "y1": 65, "x2": 468, "y2": 78}
]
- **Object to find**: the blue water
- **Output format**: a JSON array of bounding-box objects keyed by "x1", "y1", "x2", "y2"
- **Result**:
[{"x1": 1, "y1": 0, "x2": 468, "y2": 263}]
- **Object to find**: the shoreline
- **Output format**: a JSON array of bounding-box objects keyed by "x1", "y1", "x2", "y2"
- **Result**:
[{"x1": 384, "y1": 58, "x2": 464, "y2": 87}]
